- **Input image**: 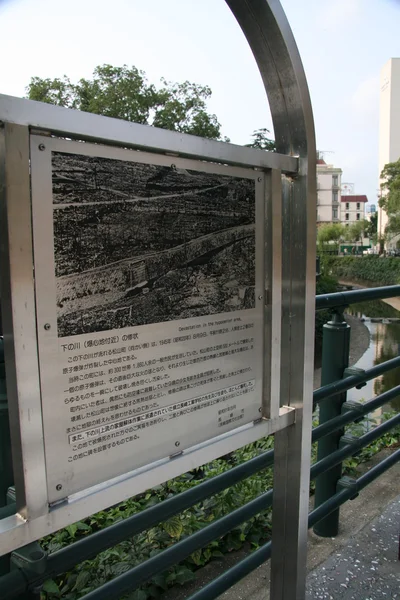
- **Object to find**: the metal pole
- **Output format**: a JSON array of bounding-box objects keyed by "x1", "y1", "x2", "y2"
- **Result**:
[
  {"x1": 0, "y1": 337, "x2": 13, "y2": 575},
  {"x1": 313, "y1": 311, "x2": 350, "y2": 537},
  {"x1": 225, "y1": 1, "x2": 316, "y2": 597}
]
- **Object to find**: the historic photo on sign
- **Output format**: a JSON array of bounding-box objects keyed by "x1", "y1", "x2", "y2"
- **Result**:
[{"x1": 52, "y1": 152, "x2": 256, "y2": 337}]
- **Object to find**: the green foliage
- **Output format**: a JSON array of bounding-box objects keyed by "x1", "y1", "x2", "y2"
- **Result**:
[
  {"x1": 245, "y1": 128, "x2": 275, "y2": 151},
  {"x1": 380, "y1": 158, "x2": 400, "y2": 235},
  {"x1": 27, "y1": 65, "x2": 222, "y2": 140},
  {"x1": 345, "y1": 219, "x2": 369, "y2": 244},
  {"x1": 42, "y1": 580, "x2": 60, "y2": 597},
  {"x1": 342, "y1": 411, "x2": 400, "y2": 475},
  {"x1": 40, "y1": 439, "x2": 274, "y2": 600},
  {"x1": 317, "y1": 223, "x2": 345, "y2": 251},
  {"x1": 315, "y1": 273, "x2": 338, "y2": 296},
  {"x1": 347, "y1": 299, "x2": 400, "y2": 319},
  {"x1": 321, "y1": 255, "x2": 400, "y2": 286},
  {"x1": 365, "y1": 212, "x2": 378, "y2": 241}
]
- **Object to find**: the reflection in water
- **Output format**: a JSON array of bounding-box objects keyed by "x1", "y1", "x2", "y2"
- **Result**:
[
  {"x1": 372, "y1": 323, "x2": 400, "y2": 412},
  {"x1": 346, "y1": 300, "x2": 400, "y2": 421}
]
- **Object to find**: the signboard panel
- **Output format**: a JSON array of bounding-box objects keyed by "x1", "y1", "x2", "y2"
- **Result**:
[{"x1": 30, "y1": 137, "x2": 265, "y2": 502}]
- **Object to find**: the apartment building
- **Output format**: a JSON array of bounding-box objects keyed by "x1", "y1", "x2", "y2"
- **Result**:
[
  {"x1": 340, "y1": 195, "x2": 367, "y2": 224},
  {"x1": 316, "y1": 159, "x2": 342, "y2": 225},
  {"x1": 378, "y1": 58, "x2": 400, "y2": 247}
]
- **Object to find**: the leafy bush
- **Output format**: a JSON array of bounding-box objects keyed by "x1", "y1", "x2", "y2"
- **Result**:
[
  {"x1": 322, "y1": 255, "x2": 400, "y2": 286},
  {"x1": 40, "y1": 405, "x2": 400, "y2": 600},
  {"x1": 40, "y1": 439, "x2": 275, "y2": 600}
]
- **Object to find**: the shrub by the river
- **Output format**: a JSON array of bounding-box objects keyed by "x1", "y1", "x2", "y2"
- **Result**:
[{"x1": 322, "y1": 255, "x2": 400, "y2": 286}]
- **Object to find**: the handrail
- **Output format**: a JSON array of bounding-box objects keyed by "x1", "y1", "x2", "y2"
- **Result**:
[
  {"x1": 49, "y1": 450, "x2": 274, "y2": 574},
  {"x1": 79, "y1": 491, "x2": 273, "y2": 600},
  {"x1": 312, "y1": 384, "x2": 400, "y2": 442},
  {"x1": 316, "y1": 284, "x2": 400, "y2": 310},
  {"x1": 311, "y1": 413, "x2": 400, "y2": 480},
  {"x1": 313, "y1": 356, "x2": 400, "y2": 405},
  {"x1": 186, "y1": 449, "x2": 400, "y2": 600}
]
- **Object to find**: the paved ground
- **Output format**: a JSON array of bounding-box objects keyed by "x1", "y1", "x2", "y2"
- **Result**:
[
  {"x1": 215, "y1": 451, "x2": 400, "y2": 600},
  {"x1": 306, "y1": 495, "x2": 400, "y2": 599}
]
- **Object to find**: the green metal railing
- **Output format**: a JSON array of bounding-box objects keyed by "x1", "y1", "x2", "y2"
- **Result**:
[{"x1": 0, "y1": 284, "x2": 399, "y2": 599}]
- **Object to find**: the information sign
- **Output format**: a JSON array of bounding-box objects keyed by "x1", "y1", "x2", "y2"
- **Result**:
[{"x1": 30, "y1": 137, "x2": 264, "y2": 501}]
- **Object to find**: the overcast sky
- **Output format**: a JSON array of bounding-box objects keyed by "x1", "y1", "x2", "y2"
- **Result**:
[{"x1": 1, "y1": 0, "x2": 399, "y2": 205}]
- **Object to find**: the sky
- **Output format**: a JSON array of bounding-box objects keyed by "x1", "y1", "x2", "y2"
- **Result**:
[{"x1": 0, "y1": 0, "x2": 399, "y2": 206}]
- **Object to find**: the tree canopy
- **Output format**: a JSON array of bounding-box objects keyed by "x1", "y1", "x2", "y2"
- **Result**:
[
  {"x1": 317, "y1": 223, "x2": 345, "y2": 245},
  {"x1": 345, "y1": 219, "x2": 368, "y2": 245},
  {"x1": 364, "y1": 212, "x2": 378, "y2": 243},
  {"x1": 245, "y1": 128, "x2": 275, "y2": 151},
  {"x1": 27, "y1": 64, "x2": 222, "y2": 140},
  {"x1": 27, "y1": 64, "x2": 279, "y2": 151},
  {"x1": 379, "y1": 158, "x2": 400, "y2": 234}
]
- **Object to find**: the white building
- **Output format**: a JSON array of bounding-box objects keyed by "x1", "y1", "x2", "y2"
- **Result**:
[
  {"x1": 378, "y1": 58, "x2": 400, "y2": 246},
  {"x1": 316, "y1": 159, "x2": 342, "y2": 225},
  {"x1": 340, "y1": 195, "x2": 367, "y2": 224}
]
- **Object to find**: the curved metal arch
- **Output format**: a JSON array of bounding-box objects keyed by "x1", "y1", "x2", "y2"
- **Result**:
[
  {"x1": 226, "y1": 0, "x2": 316, "y2": 159},
  {"x1": 226, "y1": 3, "x2": 317, "y2": 599}
]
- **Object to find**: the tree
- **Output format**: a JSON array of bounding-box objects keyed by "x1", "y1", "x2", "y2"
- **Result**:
[
  {"x1": 27, "y1": 64, "x2": 280, "y2": 148},
  {"x1": 379, "y1": 158, "x2": 400, "y2": 235},
  {"x1": 317, "y1": 223, "x2": 345, "y2": 253},
  {"x1": 345, "y1": 220, "x2": 368, "y2": 252},
  {"x1": 27, "y1": 64, "x2": 222, "y2": 139},
  {"x1": 364, "y1": 212, "x2": 378, "y2": 244},
  {"x1": 245, "y1": 128, "x2": 275, "y2": 151}
]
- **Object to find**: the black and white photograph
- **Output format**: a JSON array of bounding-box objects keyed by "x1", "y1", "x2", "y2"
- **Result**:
[{"x1": 52, "y1": 151, "x2": 256, "y2": 337}]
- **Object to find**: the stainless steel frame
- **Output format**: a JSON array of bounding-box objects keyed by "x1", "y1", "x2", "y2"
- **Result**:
[
  {"x1": 0, "y1": 108, "x2": 291, "y2": 554},
  {"x1": 0, "y1": 123, "x2": 48, "y2": 523},
  {"x1": 0, "y1": 94, "x2": 297, "y2": 174},
  {"x1": 226, "y1": 1, "x2": 316, "y2": 598},
  {"x1": 0, "y1": 1, "x2": 316, "y2": 597}
]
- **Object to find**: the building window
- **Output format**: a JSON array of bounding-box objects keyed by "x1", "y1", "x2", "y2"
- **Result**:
[
  {"x1": 345, "y1": 213, "x2": 349, "y2": 220},
  {"x1": 333, "y1": 207, "x2": 338, "y2": 219},
  {"x1": 356, "y1": 202, "x2": 360, "y2": 210},
  {"x1": 333, "y1": 175, "x2": 338, "y2": 187},
  {"x1": 345, "y1": 202, "x2": 349, "y2": 210},
  {"x1": 356, "y1": 213, "x2": 360, "y2": 220},
  {"x1": 332, "y1": 190, "x2": 338, "y2": 203}
]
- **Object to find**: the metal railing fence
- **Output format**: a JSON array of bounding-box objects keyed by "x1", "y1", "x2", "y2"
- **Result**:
[{"x1": 0, "y1": 284, "x2": 399, "y2": 599}]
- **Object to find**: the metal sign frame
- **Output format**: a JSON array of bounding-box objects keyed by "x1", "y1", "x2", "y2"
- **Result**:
[
  {"x1": 0, "y1": 1, "x2": 316, "y2": 597},
  {"x1": 0, "y1": 96, "x2": 293, "y2": 552}
]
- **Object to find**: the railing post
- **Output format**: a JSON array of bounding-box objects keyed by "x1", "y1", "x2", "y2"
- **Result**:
[{"x1": 313, "y1": 310, "x2": 350, "y2": 537}]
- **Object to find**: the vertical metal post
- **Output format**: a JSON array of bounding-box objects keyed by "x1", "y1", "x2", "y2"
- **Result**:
[
  {"x1": 226, "y1": 1, "x2": 317, "y2": 598},
  {"x1": 313, "y1": 311, "x2": 350, "y2": 537},
  {"x1": 0, "y1": 337, "x2": 13, "y2": 575}
]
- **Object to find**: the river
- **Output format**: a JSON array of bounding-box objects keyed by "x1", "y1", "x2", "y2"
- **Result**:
[{"x1": 346, "y1": 298, "x2": 400, "y2": 427}]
